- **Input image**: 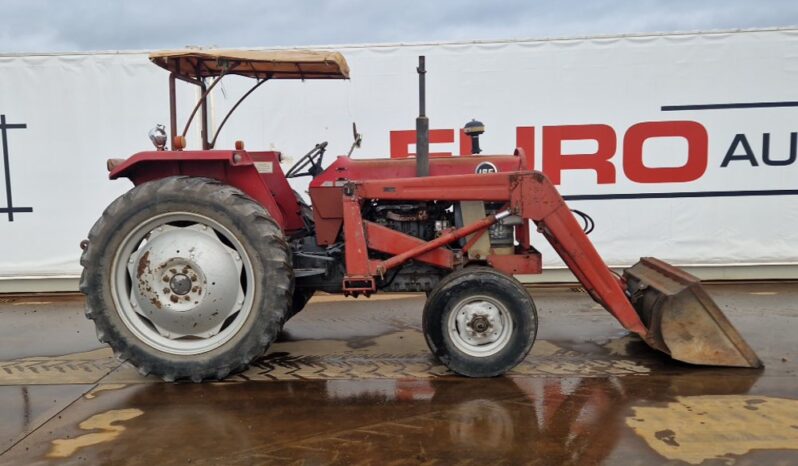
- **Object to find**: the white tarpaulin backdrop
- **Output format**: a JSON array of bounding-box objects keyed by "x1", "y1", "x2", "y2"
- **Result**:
[{"x1": 1, "y1": 29, "x2": 797, "y2": 286}]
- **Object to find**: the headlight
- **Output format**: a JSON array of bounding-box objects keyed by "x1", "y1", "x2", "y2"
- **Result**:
[{"x1": 149, "y1": 124, "x2": 168, "y2": 150}]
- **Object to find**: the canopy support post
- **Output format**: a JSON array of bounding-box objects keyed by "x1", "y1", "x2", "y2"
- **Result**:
[
  {"x1": 169, "y1": 73, "x2": 177, "y2": 150},
  {"x1": 180, "y1": 68, "x2": 229, "y2": 148},
  {"x1": 200, "y1": 80, "x2": 209, "y2": 150}
]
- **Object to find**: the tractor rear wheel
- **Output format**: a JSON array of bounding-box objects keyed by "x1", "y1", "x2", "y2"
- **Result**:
[
  {"x1": 422, "y1": 267, "x2": 537, "y2": 377},
  {"x1": 80, "y1": 176, "x2": 293, "y2": 382}
]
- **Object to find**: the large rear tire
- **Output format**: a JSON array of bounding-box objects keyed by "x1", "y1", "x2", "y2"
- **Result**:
[
  {"x1": 80, "y1": 176, "x2": 293, "y2": 382},
  {"x1": 422, "y1": 267, "x2": 537, "y2": 377}
]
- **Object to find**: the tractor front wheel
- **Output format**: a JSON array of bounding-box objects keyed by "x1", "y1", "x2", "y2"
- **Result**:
[
  {"x1": 422, "y1": 267, "x2": 538, "y2": 377},
  {"x1": 80, "y1": 176, "x2": 293, "y2": 382}
]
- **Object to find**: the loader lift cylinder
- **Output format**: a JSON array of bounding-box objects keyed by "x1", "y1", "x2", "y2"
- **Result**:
[{"x1": 416, "y1": 56, "x2": 429, "y2": 177}]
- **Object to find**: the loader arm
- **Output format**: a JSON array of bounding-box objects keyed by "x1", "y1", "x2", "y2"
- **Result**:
[
  {"x1": 511, "y1": 171, "x2": 759, "y2": 366},
  {"x1": 352, "y1": 169, "x2": 761, "y2": 367},
  {"x1": 509, "y1": 172, "x2": 651, "y2": 337},
  {"x1": 354, "y1": 170, "x2": 648, "y2": 336}
]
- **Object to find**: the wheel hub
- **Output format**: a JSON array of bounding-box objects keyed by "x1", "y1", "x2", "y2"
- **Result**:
[
  {"x1": 469, "y1": 315, "x2": 491, "y2": 333},
  {"x1": 169, "y1": 273, "x2": 192, "y2": 295},
  {"x1": 128, "y1": 224, "x2": 244, "y2": 339},
  {"x1": 447, "y1": 296, "x2": 513, "y2": 357},
  {"x1": 455, "y1": 301, "x2": 504, "y2": 345}
]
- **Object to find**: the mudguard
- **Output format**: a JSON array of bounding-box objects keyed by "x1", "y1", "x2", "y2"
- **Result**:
[{"x1": 109, "y1": 150, "x2": 304, "y2": 234}]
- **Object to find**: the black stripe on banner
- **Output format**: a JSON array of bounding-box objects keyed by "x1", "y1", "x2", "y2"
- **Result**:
[
  {"x1": 661, "y1": 101, "x2": 798, "y2": 111},
  {"x1": 563, "y1": 189, "x2": 798, "y2": 201}
]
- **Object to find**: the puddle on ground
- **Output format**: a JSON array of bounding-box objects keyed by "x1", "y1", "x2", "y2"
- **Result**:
[
  {"x1": 47, "y1": 408, "x2": 143, "y2": 458},
  {"x1": 84, "y1": 383, "x2": 127, "y2": 399},
  {"x1": 627, "y1": 395, "x2": 798, "y2": 464}
]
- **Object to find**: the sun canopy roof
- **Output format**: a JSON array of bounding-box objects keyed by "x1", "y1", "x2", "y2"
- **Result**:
[{"x1": 149, "y1": 49, "x2": 350, "y2": 80}]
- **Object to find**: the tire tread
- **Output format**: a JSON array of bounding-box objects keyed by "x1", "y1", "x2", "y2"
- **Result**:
[{"x1": 82, "y1": 176, "x2": 293, "y2": 382}]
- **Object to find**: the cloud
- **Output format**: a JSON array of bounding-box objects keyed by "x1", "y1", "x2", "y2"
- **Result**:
[{"x1": 0, "y1": 0, "x2": 796, "y2": 53}]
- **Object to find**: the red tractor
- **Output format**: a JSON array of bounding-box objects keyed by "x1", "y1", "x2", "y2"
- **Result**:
[{"x1": 81, "y1": 50, "x2": 761, "y2": 382}]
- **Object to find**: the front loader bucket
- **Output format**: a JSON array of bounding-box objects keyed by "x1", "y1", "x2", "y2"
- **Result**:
[{"x1": 623, "y1": 257, "x2": 762, "y2": 368}]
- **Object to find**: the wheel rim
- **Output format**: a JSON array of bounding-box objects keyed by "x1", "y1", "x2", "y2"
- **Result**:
[
  {"x1": 447, "y1": 295, "x2": 513, "y2": 357},
  {"x1": 111, "y1": 212, "x2": 255, "y2": 355}
]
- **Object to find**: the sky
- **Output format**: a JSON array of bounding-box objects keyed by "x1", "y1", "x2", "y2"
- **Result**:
[{"x1": 0, "y1": 0, "x2": 797, "y2": 53}]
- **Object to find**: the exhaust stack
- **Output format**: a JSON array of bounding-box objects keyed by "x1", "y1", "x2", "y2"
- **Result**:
[{"x1": 416, "y1": 56, "x2": 429, "y2": 177}]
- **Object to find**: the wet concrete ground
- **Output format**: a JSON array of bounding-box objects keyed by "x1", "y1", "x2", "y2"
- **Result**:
[{"x1": 0, "y1": 283, "x2": 797, "y2": 465}]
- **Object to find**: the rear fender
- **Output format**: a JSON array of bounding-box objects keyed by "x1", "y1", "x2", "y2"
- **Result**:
[{"x1": 109, "y1": 150, "x2": 303, "y2": 233}]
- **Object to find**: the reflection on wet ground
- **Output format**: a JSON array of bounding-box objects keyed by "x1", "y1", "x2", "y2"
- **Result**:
[
  {"x1": 0, "y1": 283, "x2": 797, "y2": 465},
  {"x1": 4, "y1": 375, "x2": 797, "y2": 465}
]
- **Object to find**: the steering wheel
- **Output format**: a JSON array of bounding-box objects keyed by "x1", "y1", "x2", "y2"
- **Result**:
[{"x1": 286, "y1": 141, "x2": 328, "y2": 178}]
